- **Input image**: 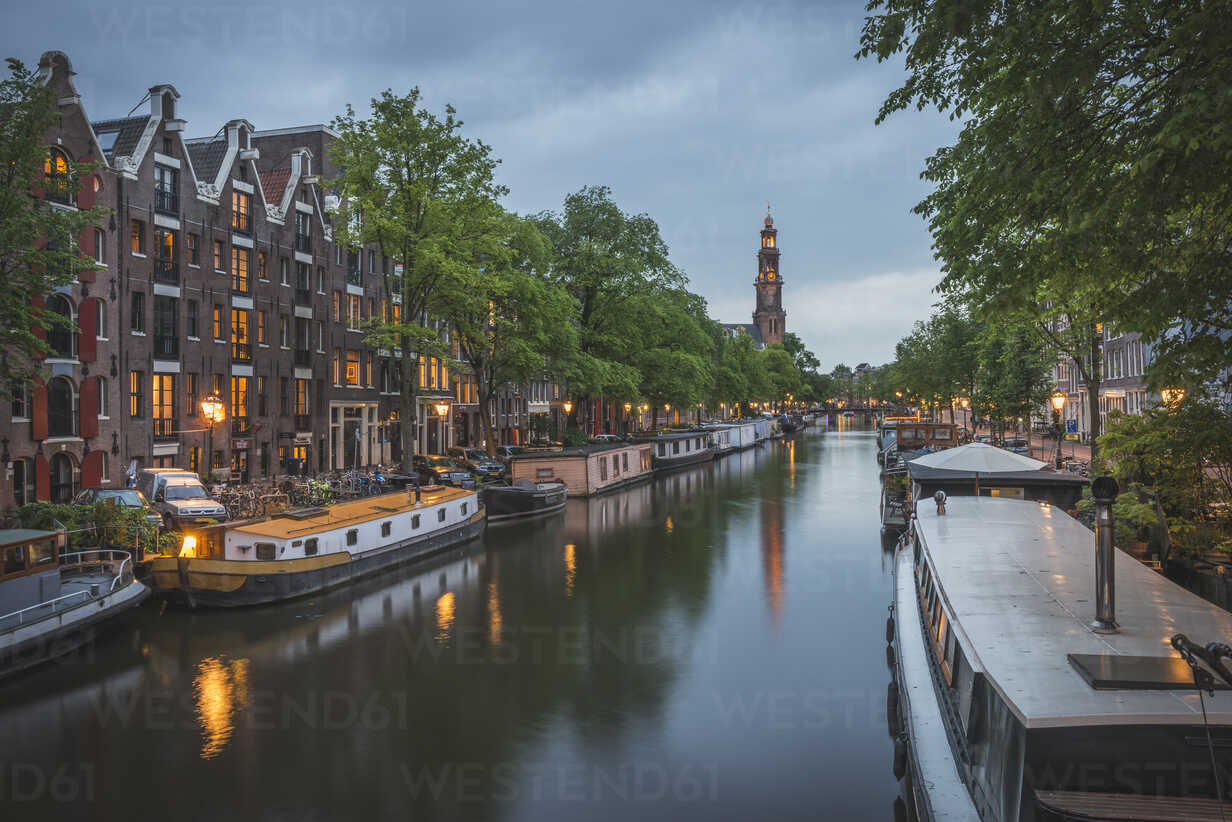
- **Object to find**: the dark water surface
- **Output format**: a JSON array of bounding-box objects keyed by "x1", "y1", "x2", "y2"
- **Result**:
[{"x1": 0, "y1": 422, "x2": 899, "y2": 821}]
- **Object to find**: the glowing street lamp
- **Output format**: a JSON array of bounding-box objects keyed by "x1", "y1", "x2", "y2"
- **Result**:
[
  {"x1": 435, "y1": 402, "x2": 450, "y2": 418},
  {"x1": 563, "y1": 400, "x2": 573, "y2": 415},
  {"x1": 1050, "y1": 390, "x2": 1067, "y2": 469},
  {"x1": 200, "y1": 394, "x2": 226, "y2": 478},
  {"x1": 1160, "y1": 387, "x2": 1186, "y2": 408},
  {"x1": 623, "y1": 402, "x2": 632, "y2": 413}
]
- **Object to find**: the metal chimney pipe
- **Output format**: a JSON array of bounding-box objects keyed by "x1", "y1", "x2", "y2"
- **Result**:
[{"x1": 1091, "y1": 476, "x2": 1119, "y2": 633}]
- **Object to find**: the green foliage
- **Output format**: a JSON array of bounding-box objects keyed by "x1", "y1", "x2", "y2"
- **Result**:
[
  {"x1": 13, "y1": 501, "x2": 158, "y2": 552},
  {"x1": 0, "y1": 58, "x2": 107, "y2": 387},
  {"x1": 858, "y1": 0, "x2": 1232, "y2": 390},
  {"x1": 1074, "y1": 490, "x2": 1160, "y2": 548},
  {"x1": 330, "y1": 88, "x2": 505, "y2": 468}
]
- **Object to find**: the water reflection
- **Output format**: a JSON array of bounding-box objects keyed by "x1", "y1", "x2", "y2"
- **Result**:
[
  {"x1": 193, "y1": 656, "x2": 250, "y2": 760},
  {"x1": 0, "y1": 426, "x2": 900, "y2": 822}
]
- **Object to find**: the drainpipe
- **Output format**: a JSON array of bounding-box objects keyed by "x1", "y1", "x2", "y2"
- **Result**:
[{"x1": 1091, "y1": 475, "x2": 1119, "y2": 633}]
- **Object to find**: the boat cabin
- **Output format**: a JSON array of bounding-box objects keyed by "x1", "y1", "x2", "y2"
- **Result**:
[
  {"x1": 510, "y1": 443, "x2": 653, "y2": 497},
  {"x1": 646, "y1": 430, "x2": 715, "y2": 469},
  {"x1": 180, "y1": 487, "x2": 478, "y2": 562},
  {"x1": 0, "y1": 530, "x2": 64, "y2": 620}
]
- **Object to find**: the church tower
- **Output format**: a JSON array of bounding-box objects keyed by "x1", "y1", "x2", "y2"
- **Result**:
[{"x1": 753, "y1": 207, "x2": 785, "y2": 346}]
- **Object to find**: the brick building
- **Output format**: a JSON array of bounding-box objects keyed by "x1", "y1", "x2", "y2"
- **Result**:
[{"x1": 2, "y1": 51, "x2": 561, "y2": 507}]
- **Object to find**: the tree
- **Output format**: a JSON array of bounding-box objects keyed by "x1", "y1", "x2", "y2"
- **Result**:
[
  {"x1": 532, "y1": 186, "x2": 683, "y2": 433},
  {"x1": 759, "y1": 346, "x2": 803, "y2": 405},
  {"x1": 0, "y1": 58, "x2": 104, "y2": 386},
  {"x1": 858, "y1": 0, "x2": 1232, "y2": 392},
  {"x1": 974, "y1": 320, "x2": 1054, "y2": 435},
  {"x1": 331, "y1": 88, "x2": 506, "y2": 471},
  {"x1": 437, "y1": 208, "x2": 577, "y2": 456},
  {"x1": 633, "y1": 289, "x2": 714, "y2": 424},
  {"x1": 780, "y1": 331, "x2": 821, "y2": 375}
]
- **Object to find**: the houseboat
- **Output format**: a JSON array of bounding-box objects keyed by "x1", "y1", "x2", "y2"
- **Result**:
[
  {"x1": 881, "y1": 421, "x2": 960, "y2": 470},
  {"x1": 703, "y1": 424, "x2": 740, "y2": 456},
  {"x1": 881, "y1": 442, "x2": 1087, "y2": 532},
  {"x1": 890, "y1": 493, "x2": 1232, "y2": 822},
  {"x1": 509, "y1": 442, "x2": 653, "y2": 497},
  {"x1": 481, "y1": 480, "x2": 568, "y2": 522},
  {"x1": 732, "y1": 420, "x2": 760, "y2": 449},
  {"x1": 646, "y1": 431, "x2": 716, "y2": 471},
  {"x1": 1, "y1": 529, "x2": 149, "y2": 678},
  {"x1": 146, "y1": 486, "x2": 484, "y2": 607}
]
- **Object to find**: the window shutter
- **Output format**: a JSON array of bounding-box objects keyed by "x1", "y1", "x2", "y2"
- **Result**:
[
  {"x1": 81, "y1": 450, "x2": 103, "y2": 488},
  {"x1": 78, "y1": 298, "x2": 97, "y2": 362},
  {"x1": 34, "y1": 454, "x2": 50, "y2": 501},
  {"x1": 31, "y1": 296, "x2": 47, "y2": 346},
  {"x1": 31, "y1": 381, "x2": 48, "y2": 441},
  {"x1": 80, "y1": 377, "x2": 99, "y2": 439},
  {"x1": 78, "y1": 226, "x2": 96, "y2": 282},
  {"x1": 77, "y1": 161, "x2": 96, "y2": 209}
]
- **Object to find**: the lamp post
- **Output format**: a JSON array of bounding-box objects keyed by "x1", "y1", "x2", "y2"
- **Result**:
[
  {"x1": 1050, "y1": 390, "x2": 1067, "y2": 469},
  {"x1": 200, "y1": 394, "x2": 226, "y2": 481},
  {"x1": 434, "y1": 402, "x2": 450, "y2": 450}
]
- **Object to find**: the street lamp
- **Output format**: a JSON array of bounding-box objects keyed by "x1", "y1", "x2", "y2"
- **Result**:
[
  {"x1": 434, "y1": 402, "x2": 450, "y2": 418},
  {"x1": 1050, "y1": 390, "x2": 1067, "y2": 469},
  {"x1": 1160, "y1": 387, "x2": 1186, "y2": 408},
  {"x1": 562, "y1": 400, "x2": 573, "y2": 415},
  {"x1": 200, "y1": 394, "x2": 226, "y2": 479}
]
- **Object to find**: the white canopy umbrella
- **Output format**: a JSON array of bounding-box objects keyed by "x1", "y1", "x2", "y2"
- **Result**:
[{"x1": 908, "y1": 441, "x2": 1046, "y2": 473}]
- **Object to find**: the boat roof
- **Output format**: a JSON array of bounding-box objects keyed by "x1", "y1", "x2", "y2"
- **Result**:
[
  {"x1": 644, "y1": 430, "x2": 710, "y2": 441},
  {"x1": 0, "y1": 529, "x2": 58, "y2": 546},
  {"x1": 910, "y1": 442, "x2": 1046, "y2": 473},
  {"x1": 914, "y1": 496, "x2": 1232, "y2": 728},
  {"x1": 512, "y1": 442, "x2": 645, "y2": 460},
  {"x1": 230, "y1": 487, "x2": 474, "y2": 540},
  {"x1": 908, "y1": 465, "x2": 1087, "y2": 486}
]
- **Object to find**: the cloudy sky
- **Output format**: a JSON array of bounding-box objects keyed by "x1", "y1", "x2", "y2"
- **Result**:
[{"x1": 9, "y1": 0, "x2": 957, "y2": 369}]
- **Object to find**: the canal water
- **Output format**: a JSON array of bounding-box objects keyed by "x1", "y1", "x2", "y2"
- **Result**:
[{"x1": 0, "y1": 422, "x2": 900, "y2": 821}]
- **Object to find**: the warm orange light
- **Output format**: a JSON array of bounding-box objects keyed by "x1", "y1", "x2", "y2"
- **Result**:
[
  {"x1": 623, "y1": 403, "x2": 632, "y2": 412},
  {"x1": 1050, "y1": 391, "x2": 1067, "y2": 413},
  {"x1": 200, "y1": 395, "x2": 226, "y2": 424},
  {"x1": 179, "y1": 535, "x2": 198, "y2": 557},
  {"x1": 1160, "y1": 387, "x2": 1186, "y2": 407},
  {"x1": 563, "y1": 401, "x2": 573, "y2": 414},
  {"x1": 434, "y1": 402, "x2": 450, "y2": 417}
]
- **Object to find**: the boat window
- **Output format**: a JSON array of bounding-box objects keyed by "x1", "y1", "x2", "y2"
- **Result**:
[
  {"x1": 622, "y1": 453, "x2": 629, "y2": 471},
  {"x1": 2, "y1": 544, "x2": 26, "y2": 576},
  {"x1": 412, "y1": 515, "x2": 420, "y2": 529},
  {"x1": 536, "y1": 468, "x2": 553, "y2": 478},
  {"x1": 27, "y1": 538, "x2": 56, "y2": 568},
  {"x1": 437, "y1": 508, "x2": 446, "y2": 522},
  {"x1": 381, "y1": 522, "x2": 391, "y2": 538},
  {"x1": 933, "y1": 429, "x2": 953, "y2": 441},
  {"x1": 672, "y1": 442, "x2": 680, "y2": 455},
  {"x1": 461, "y1": 502, "x2": 468, "y2": 516},
  {"x1": 988, "y1": 487, "x2": 1025, "y2": 499},
  {"x1": 304, "y1": 538, "x2": 318, "y2": 556},
  {"x1": 346, "y1": 529, "x2": 358, "y2": 546},
  {"x1": 944, "y1": 624, "x2": 957, "y2": 668},
  {"x1": 612, "y1": 455, "x2": 618, "y2": 475},
  {"x1": 936, "y1": 608, "x2": 948, "y2": 644},
  {"x1": 256, "y1": 542, "x2": 276, "y2": 561},
  {"x1": 599, "y1": 459, "x2": 608, "y2": 481}
]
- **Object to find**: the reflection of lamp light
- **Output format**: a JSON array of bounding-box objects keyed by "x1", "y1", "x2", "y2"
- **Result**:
[
  {"x1": 1160, "y1": 387, "x2": 1186, "y2": 407},
  {"x1": 1050, "y1": 391, "x2": 1067, "y2": 413},
  {"x1": 434, "y1": 402, "x2": 450, "y2": 417},
  {"x1": 563, "y1": 401, "x2": 573, "y2": 414}
]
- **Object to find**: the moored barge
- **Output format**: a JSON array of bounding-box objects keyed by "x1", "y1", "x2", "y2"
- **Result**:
[
  {"x1": 147, "y1": 486, "x2": 484, "y2": 607},
  {"x1": 645, "y1": 431, "x2": 716, "y2": 471},
  {"x1": 481, "y1": 480, "x2": 568, "y2": 522},
  {"x1": 891, "y1": 493, "x2": 1232, "y2": 821},
  {"x1": 509, "y1": 442, "x2": 653, "y2": 497}
]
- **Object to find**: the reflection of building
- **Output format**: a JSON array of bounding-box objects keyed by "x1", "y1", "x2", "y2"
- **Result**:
[{"x1": 721, "y1": 207, "x2": 786, "y2": 350}]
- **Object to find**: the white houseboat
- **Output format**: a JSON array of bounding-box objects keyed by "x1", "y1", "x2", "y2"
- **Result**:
[
  {"x1": 1, "y1": 529, "x2": 149, "y2": 678},
  {"x1": 147, "y1": 486, "x2": 484, "y2": 607},
  {"x1": 645, "y1": 431, "x2": 715, "y2": 471},
  {"x1": 704, "y1": 424, "x2": 739, "y2": 456},
  {"x1": 890, "y1": 493, "x2": 1232, "y2": 821}
]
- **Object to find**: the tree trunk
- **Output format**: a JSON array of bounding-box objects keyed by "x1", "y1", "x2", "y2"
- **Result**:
[
  {"x1": 477, "y1": 382, "x2": 497, "y2": 457},
  {"x1": 1086, "y1": 330, "x2": 1102, "y2": 466},
  {"x1": 399, "y1": 347, "x2": 417, "y2": 474}
]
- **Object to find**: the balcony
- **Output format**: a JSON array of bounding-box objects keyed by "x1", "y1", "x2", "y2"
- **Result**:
[
  {"x1": 295, "y1": 234, "x2": 311, "y2": 254},
  {"x1": 153, "y1": 335, "x2": 179, "y2": 359},
  {"x1": 231, "y1": 342, "x2": 252, "y2": 363},
  {"x1": 153, "y1": 417, "x2": 178, "y2": 441},
  {"x1": 154, "y1": 258, "x2": 178, "y2": 283},
  {"x1": 154, "y1": 189, "x2": 179, "y2": 215},
  {"x1": 294, "y1": 349, "x2": 312, "y2": 367},
  {"x1": 294, "y1": 414, "x2": 311, "y2": 431},
  {"x1": 231, "y1": 416, "x2": 250, "y2": 436},
  {"x1": 294, "y1": 287, "x2": 312, "y2": 307}
]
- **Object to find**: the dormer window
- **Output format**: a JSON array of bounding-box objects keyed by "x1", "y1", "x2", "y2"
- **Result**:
[
  {"x1": 232, "y1": 190, "x2": 251, "y2": 234},
  {"x1": 44, "y1": 148, "x2": 72, "y2": 205}
]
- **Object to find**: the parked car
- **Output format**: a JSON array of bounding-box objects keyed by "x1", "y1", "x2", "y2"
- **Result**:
[
  {"x1": 975, "y1": 433, "x2": 994, "y2": 444},
  {"x1": 1003, "y1": 437, "x2": 1030, "y2": 455},
  {"x1": 151, "y1": 477, "x2": 229, "y2": 529},
  {"x1": 73, "y1": 487, "x2": 161, "y2": 524},
  {"x1": 412, "y1": 455, "x2": 477, "y2": 489},
  {"x1": 446, "y1": 447, "x2": 506, "y2": 481},
  {"x1": 134, "y1": 468, "x2": 200, "y2": 502},
  {"x1": 493, "y1": 445, "x2": 524, "y2": 464},
  {"x1": 591, "y1": 434, "x2": 624, "y2": 444}
]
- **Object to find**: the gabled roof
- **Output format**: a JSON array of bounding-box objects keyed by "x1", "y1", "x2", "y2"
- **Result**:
[
  {"x1": 259, "y1": 168, "x2": 292, "y2": 205},
  {"x1": 89, "y1": 116, "x2": 148, "y2": 164},
  {"x1": 185, "y1": 138, "x2": 228, "y2": 184},
  {"x1": 720, "y1": 322, "x2": 764, "y2": 347}
]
